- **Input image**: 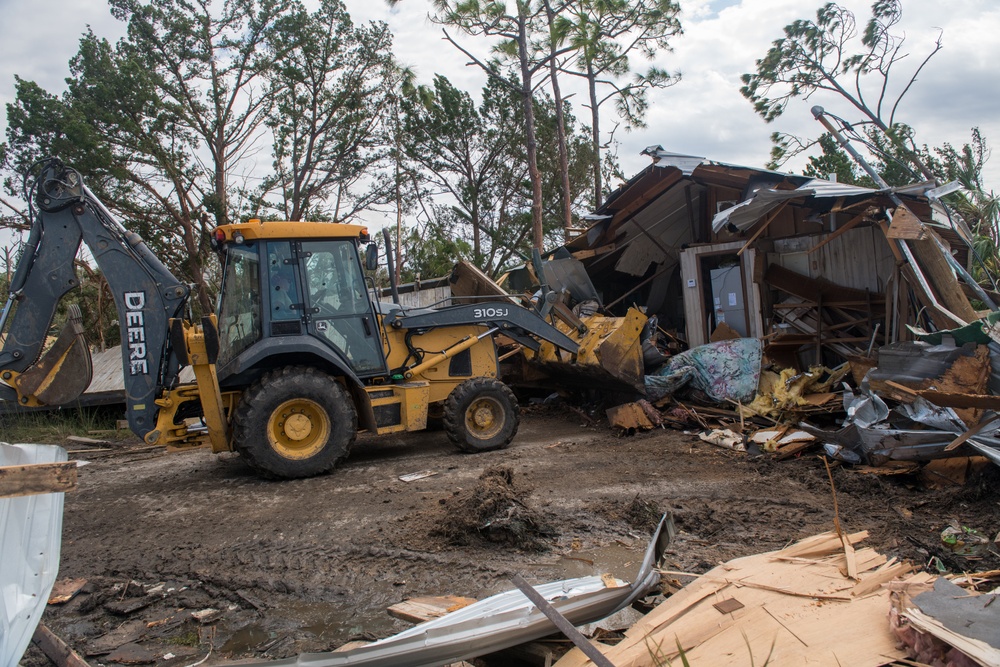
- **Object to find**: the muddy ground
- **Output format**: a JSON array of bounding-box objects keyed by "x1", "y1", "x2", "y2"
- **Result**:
[{"x1": 19, "y1": 405, "x2": 1000, "y2": 666}]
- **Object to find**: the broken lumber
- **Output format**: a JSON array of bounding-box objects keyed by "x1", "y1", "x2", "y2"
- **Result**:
[
  {"x1": 606, "y1": 403, "x2": 654, "y2": 430},
  {"x1": 554, "y1": 530, "x2": 910, "y2": 667},
  {"x1": 32, "y1": 624, "x2": 91, "y2": 667},
  {"x1": 0, "y1": 461, "x2": 77, "y2": 498},
  {"x1": 49, "y1": 578, "x2": 88, "y2": 605}
]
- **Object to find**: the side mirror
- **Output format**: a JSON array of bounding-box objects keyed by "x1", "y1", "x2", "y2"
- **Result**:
[{"x1": 365, "y1": 243, "x2": 378, "y2": 271}]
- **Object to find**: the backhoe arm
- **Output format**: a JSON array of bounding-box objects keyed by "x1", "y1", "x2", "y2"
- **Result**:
[{"x1": 0, "y1": 159, "x2": 190, "y2": 437}]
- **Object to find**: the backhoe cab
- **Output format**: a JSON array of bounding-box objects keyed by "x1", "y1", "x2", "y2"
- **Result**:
[{"x1": 0, "y1": 158, "x2": 579, "y2": 479}]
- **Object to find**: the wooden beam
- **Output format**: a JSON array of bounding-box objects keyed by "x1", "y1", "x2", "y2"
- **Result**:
[
  {"x1": 570, "y1": 243, "x2": 616, "y2": 260},
  {"x1": 807, "y1": 209, "x2": 871, "y2": 255},
  {"x1": 944, "y1": 414, "x2": 1000, "y2": 452},
  {"x1": 31, "y1": 624, "x2": 91, "y2": 667},
  {"x1": 907, "y1": 229, "x2": 978, "y2": 323},
  {"x1": 737, "y1": 200, "x2": 794, "y2": 257},
  {"x1": 0, "y1": 461, "x2": 77, "y2": 498}
]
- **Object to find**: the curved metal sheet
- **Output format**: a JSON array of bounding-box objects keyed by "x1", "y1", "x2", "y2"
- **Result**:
[{"x1": 0, "y1": 443, "x2": 67, "y2": 667}]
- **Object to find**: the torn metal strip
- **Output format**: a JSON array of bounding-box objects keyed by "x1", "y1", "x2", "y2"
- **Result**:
[{"x1": 245, "y1": 514, "x2": 674, "y2": 667}]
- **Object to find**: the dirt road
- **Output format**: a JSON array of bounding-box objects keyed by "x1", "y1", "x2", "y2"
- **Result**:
[{"x1": 21, "y1": 407, "x2": 1000, "y2": 665}]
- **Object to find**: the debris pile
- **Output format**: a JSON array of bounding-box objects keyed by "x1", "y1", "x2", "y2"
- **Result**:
[
  {"x1": 554, "y1": 531, "x2": 999, "y2": 667},
  {"x1": 432, "y1": 465, "x2": 554, "y2": 550},
  {"x1": 602, "y1": 326, "x2": 1000, "y2": 475}
]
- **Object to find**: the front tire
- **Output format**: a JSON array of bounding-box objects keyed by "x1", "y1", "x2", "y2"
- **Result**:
[
  {"x1": 232, "y1": 366, "x2": 357, "y2": 479},
  {"x1": 443, "y1": 378, "x2": 519, "y2": 453}
]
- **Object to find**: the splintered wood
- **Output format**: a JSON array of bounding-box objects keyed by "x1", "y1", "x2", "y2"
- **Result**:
[{"x1": 554, "y1": 531, "x2": 913, "y2": 667}]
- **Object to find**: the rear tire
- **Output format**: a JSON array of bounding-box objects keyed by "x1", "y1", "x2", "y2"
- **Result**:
[
  {"x1": 443, "y1": 378, "x2": 519, "y2": 453},
  {"x1": 232, "y1": 366, "x2": 357, "y2": 479}
]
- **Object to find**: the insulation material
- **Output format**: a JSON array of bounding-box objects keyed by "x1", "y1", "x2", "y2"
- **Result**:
[
  {"x1": 0, "y1": 443, "x2": 67, "y2": 667},
  {"x1": 741, "y1": 365, "x2": 850, "y2": 420}
]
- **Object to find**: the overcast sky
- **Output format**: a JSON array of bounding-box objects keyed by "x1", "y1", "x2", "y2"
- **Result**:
[{"x1": 1, "y1": 0, "x2": 998, "y2": 230}]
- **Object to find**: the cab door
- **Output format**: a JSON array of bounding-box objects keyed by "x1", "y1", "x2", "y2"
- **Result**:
[{"x1": 300, "y1": 240, "x2": 386, "y2": 377}]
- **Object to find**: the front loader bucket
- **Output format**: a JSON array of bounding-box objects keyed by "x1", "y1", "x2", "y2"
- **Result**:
[
  {"x1": 11, "y1": 305, "x2": 93, "y2": 406},
  {"x1": 524, "y1": 307, "x2": 648, "y2": 394}
]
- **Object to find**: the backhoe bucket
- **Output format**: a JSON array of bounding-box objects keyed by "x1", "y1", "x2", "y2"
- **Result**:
[
  {"x1": 524, "y1": 307, "x2": 648, "y2": 394},
  {"x1": 11, "y1": 305, "x2": 93, "y2": 406}
]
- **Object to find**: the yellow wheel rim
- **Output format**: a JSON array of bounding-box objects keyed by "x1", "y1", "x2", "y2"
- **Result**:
[
  {"x1": 465, "y1": 397, "x2": 504, "y2": 440},
  {"x1": 267, "y1": 398, "x2": 331, "y2": 460}
]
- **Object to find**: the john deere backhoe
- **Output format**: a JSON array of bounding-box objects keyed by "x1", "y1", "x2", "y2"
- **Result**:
[{"x1": 0, "y1": 158, "x2": 579, "y2": 478}]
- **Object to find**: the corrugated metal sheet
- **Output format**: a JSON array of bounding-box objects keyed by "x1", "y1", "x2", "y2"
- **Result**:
[
  {"x1": 0, "y1": 443, "x2": 67, "y2": 667},
  {"x1": 772, "y1": 226, "x2": 895, "y2": 293},
  {"x1": 395, "y1": 286, "x2": 451, "y2": 309}
]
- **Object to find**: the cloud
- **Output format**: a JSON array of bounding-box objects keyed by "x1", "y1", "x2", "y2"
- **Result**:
[{"x1": 1, "y1": 0, "x2": 997, "y2": 219}]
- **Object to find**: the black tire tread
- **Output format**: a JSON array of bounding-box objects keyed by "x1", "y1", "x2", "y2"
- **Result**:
[
  {"x1": 232, "y1": 366, "x2": 357, "y2": 479},
  {"x1": 442, "y1": 377, "x2": 519, "y2": 453}
]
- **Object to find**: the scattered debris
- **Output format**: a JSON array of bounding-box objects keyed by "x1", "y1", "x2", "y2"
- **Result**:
[
  {"x1": 698, "y1": 428, "x2": 745, "y2": 452},
  {"x1": 398, "y1": 470, "x2": 438, "y2": 483},
  {"x1": 234, "y1": 516, "x2": 674, "y2": 667},
  {"x1": 891, "y1": 575, "x2": 1000, "y2": 666},
  {"x1": 554, "y1": 530, "x2": 914, "y2": 666},
  {"x1": 48, "y1": 578, "x2": 88, "y2": 605},
  {"x1": 940, "y1": 524, "x2": 991, "y2": 557},
  {"x1": 433, "y1": 466, "x2": 554, "y2": 550}
]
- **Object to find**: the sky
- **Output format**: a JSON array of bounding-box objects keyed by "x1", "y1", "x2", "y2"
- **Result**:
[{"x1": 0, "y1": 0, "x2": 998, "y2": 234}]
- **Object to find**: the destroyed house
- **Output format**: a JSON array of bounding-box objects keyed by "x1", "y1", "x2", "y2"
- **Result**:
[{"x1": 561, "y1": 147, "x2": 984, "y2": 368}]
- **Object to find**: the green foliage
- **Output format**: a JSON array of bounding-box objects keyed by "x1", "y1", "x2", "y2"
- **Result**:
[
  {"x1": 258, "y1": 0, "x2": 401, "y2": 222},
  {"x1": 558, "y1": 0, "x2": 682, "y2": 206},
  {"x1": 0, "y1": 405, "x2": 126, "y2": 443},
  {"x1": 798, "y1": 133, "x2": 873, "y2": 187},
  {"x1": 393, "y1": 220, "x2": 473, "y2": 283},
  {"x1": 400, "y1": 74, "x2": 593, "y2": 277}
]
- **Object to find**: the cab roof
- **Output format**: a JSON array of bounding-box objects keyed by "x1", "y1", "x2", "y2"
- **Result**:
[{"x1": 214, "y1": 220, "x2": 368, "y2": 242}]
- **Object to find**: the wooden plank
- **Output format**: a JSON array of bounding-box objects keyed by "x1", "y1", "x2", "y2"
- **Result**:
[
  {"x1": 611, "y1": 170, "x2": 682, "y2": 226},
  {"x1": 49, "y1": 578, "x2": 88, "y2": 604},
  {"x1": 66, "y1": 435, "x2": 111, "y2": 447},
  {"x1": 944, "y1": 414, "x2": 1000, "y2": 452},
  {"x1": 885, "y1": 206, "x2": 927, "y2": 240},
  {"x1": 387, "y1": 595, "x2": 477, "y2": 624},
  {"x1": 32, "y1": 624, "x2": 92, "y2": 667},
  {"x1": 0, "y1": 461, "x2": 77, "y2": 498},
  {"x1": 907, "y1": 231, "x2": 978, "y2": 323},
  {"x1": 918, "y1": 390, "x2": 1000, "y2": 411}
]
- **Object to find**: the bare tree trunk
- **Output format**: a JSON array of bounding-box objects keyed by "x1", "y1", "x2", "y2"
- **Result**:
[
  {"x1": 587, "y1": 63, "x2": 602, "y2": 209},
  {"x1": 544, "y1": 0, "x2": 573, "y2": 241},
  {"x1": 517, "y1": 9, "x2": 544, "y2": 250}
]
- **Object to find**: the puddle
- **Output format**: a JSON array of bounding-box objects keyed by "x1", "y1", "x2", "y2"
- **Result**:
[
  {"x1": 554, "y1": 542, "x2": 644, "y2": 580},
  {"x1": 220, "y1": 544, "x2": 644, "y2": 655},
  {"x1": 219, "y1": 582, "x2": 402, "y2": 654}
]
